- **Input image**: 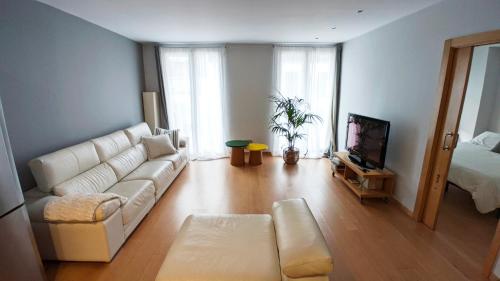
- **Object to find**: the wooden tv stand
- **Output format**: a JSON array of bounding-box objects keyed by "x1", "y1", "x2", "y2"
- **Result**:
[{"x1": 333, "y1": 152, "x2": 395, "y2": 203}]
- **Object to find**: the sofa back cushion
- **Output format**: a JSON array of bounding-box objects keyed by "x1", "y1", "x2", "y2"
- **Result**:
[
  {"x1": 107, "y1": 144, "x2": 147, "y2": 180},
  {"x1": 53, "y1": 163, "x2": 118, "y2": 196},
  {"x1": 124, "y1": 122, "x2": 152, "y2": 145},
  {"x1": 272, "y1": 198, "x2": 333, "y2": 278},
  {"x1": 29, "y1": 142, "x2": 100, "y2": 193},
  {"x1": 92, "y1": 131, "x2": 131, "y2": 162}
]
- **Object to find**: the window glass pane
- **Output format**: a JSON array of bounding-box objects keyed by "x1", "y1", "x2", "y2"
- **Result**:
[
  {"x1": 273, "y1": 46, "x2": 336, "y2": 157},
  {"x1": 160, "y1": 47, "x2": 227, "y2": 159}
]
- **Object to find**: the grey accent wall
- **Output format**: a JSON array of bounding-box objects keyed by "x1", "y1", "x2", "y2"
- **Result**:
[
  {"x1": 0, "y1": 0, "x2": 144, "y2": 190},
  {"x1": 142, "y1": 43, "x2": 160, "y2": 93},
  {"x1": 339, "y1": 0, "x2": 500, "y2": 210}
]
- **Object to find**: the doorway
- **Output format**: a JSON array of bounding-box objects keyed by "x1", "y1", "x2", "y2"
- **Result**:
[{"x1": 413, "y1": 29, "x2": 500, "y2": 279}]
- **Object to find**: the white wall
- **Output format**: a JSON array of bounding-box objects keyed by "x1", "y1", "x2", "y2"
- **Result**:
[
  {"x1": 459, "y1": 46, "x2": 489, "y2": 141},
  {"x1": 476, "y1": 47, "x2": 500, "y2": 135},
  {"x1": 491, "y1": 82, "x2": 500, "y2": 132},
  {"x1": 459, "y1": 46, "x2": 500, "y2": 140},
  {"x1": 339, "y1": 0, "x2": 500, "y2": 210},
  {"x1": 141, "y1": 43, "x2": 274, "y2": 145},
  {"x1": 225, "y1": 44, "x2": 274, "y2": 145}
]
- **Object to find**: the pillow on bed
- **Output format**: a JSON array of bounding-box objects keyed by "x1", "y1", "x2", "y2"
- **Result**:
[
  {"x1": 471, "y1": 131, "x2": 500, "y2": 150},
  {"x1": 492, "y1": 142, "x2": 500, "y2": 154}
]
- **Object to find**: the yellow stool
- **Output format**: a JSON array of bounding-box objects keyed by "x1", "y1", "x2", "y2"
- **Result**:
[{"x1": 246, "y1": 143, "x2": 268, "y2": 166}]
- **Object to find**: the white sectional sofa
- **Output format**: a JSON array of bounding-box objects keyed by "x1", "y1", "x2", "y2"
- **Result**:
[{"x1": 23, "y1": 123, "x2": 188, "y2": 262}]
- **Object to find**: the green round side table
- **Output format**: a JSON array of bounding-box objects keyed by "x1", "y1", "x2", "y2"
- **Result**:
[{"x1": 226, "y1": 140, "x2": 251, "y2": 166}]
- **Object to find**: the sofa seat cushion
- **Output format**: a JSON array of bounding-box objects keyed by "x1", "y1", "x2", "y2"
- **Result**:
[
  {"x1": 106, "y1": 180, "x2": 155, "y2": 225},
  {"x1": 150, "y1": 148, "x2": 188, "y2": 169},
  {"x1": 155, "y1": 214, "x2": 281, "y2": 281},
  {"x1": 122, "y1": 161, "x2": 175, "y2": 195},
  {"x1": 53, "y1": 163, "x2": 118, "y2": 196}
]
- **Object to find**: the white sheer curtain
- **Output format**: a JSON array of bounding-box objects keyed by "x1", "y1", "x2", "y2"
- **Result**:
[
  {"x1": 159, "y1": 47, "x2": 228, "y2": 160},
  {"x1": 271, "y1": 46, "x2": 336, "y2": 158}
]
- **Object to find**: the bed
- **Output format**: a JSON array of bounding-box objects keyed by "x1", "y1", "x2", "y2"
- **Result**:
[{"x1": 447, "y1": 131, "x2": 500, "y2": 214}]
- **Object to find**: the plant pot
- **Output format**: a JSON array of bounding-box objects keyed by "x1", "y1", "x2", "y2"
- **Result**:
[{"x1": 283, "y1": 147, "x2": 300, "y2": 165}]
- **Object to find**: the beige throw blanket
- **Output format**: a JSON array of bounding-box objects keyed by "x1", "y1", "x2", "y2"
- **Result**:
[{"x1": 44, "y1": 193, "x2": 127, "y2": 223}]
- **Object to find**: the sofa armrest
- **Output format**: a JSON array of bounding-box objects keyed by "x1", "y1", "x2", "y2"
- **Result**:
[
  {"x1": 272, "y1": 198, "x2": 333, "y2": 278},
  {"x1": 43, "y1": 194, "x2": 123, "y2": 223},
  {"x1": 26, "y1": 194, "x2": 60, "y2": 223}
]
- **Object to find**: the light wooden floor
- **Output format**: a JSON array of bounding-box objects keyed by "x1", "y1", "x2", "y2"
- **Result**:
[{"x1": 46, "y1": 157, "x2": 497, "y2": 281}]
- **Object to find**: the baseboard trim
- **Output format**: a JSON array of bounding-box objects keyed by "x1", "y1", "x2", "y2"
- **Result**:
[{"x1": 390, "y1": 197, "x2": 414, "y2": 219}]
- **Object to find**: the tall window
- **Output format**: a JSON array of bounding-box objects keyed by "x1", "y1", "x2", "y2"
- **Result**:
[
  {"x1": 160, "y1": 47, "x2": 227, "y2": 160},
  {"x1": 272, "y1": 46, "x2": 336, "y2": 157}
]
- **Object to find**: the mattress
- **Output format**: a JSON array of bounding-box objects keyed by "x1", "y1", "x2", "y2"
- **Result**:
[{"x1": 448, "y1": 142, "x2": 500, "y2": 213}]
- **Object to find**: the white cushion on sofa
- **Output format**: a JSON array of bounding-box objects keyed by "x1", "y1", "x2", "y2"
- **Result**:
[
  {"x1": 92, "y1": 131, "x2": 131, "y2": 162},
  {"x1": 53, "y1": 163, "x2": 118, "y2": 196},
  {"x1": 122, "y1": 161, "x2": 175, "y2": 198},
  {"x1": 124, "y1": 122, "x2": 152, "y2": 145},
  {"x1": 106, "y1": 180, "x2": 155, "y2": 226},
  {"x1": 29, "y1": 142, "x2": 100, "y2": 192},
  {"x1": 142, "y1": 135, "x2": 177, "y2": 160},
  {"x1": 150, "y1": 148, "x2": 188, "y2": 169},
  {"x1": 107, "y1": 145, "x2": 147, "y2": 180}
]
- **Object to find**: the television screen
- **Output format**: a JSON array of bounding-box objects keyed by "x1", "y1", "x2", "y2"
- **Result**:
[{"x1": 346, "y1": 113, "x2": 390, "y2": 169}]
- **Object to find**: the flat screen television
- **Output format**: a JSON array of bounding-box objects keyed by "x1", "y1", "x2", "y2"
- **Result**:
[{"x1": 345, "y1": 113, "x2": 390, "y2": 169}]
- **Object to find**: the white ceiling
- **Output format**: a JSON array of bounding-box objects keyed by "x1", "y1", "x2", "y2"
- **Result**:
[{"x1": 37, "y1": 0, "x2": 442, "y2": 43}]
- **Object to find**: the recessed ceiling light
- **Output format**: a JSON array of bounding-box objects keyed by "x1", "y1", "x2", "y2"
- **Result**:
[{"x1": 356, "y1": 9, "x2": 364, "y2": 14}]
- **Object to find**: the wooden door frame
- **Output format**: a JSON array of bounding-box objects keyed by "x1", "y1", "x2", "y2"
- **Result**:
[{"x1": 412, "y1": 29, "x2": 500, "y2": 278}]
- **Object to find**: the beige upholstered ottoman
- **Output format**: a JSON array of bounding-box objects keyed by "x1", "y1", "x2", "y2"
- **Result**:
[{"x1": 156, "y1": 198, "x2": 333, "y2": 281}]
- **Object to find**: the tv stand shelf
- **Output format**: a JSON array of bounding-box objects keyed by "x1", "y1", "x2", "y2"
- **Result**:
[{"x1": 333, "y1": 152, "x2": 395, "y2": 203}]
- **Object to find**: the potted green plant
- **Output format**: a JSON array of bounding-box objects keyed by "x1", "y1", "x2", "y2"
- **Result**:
[{"x1": 269, "y1": 93, "x2": 322, "y2": 164}]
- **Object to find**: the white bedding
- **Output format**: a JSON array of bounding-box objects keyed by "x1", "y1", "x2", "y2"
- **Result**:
[{"x1": 448, "y1": 142, "x2": 500, "y2": 213}]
